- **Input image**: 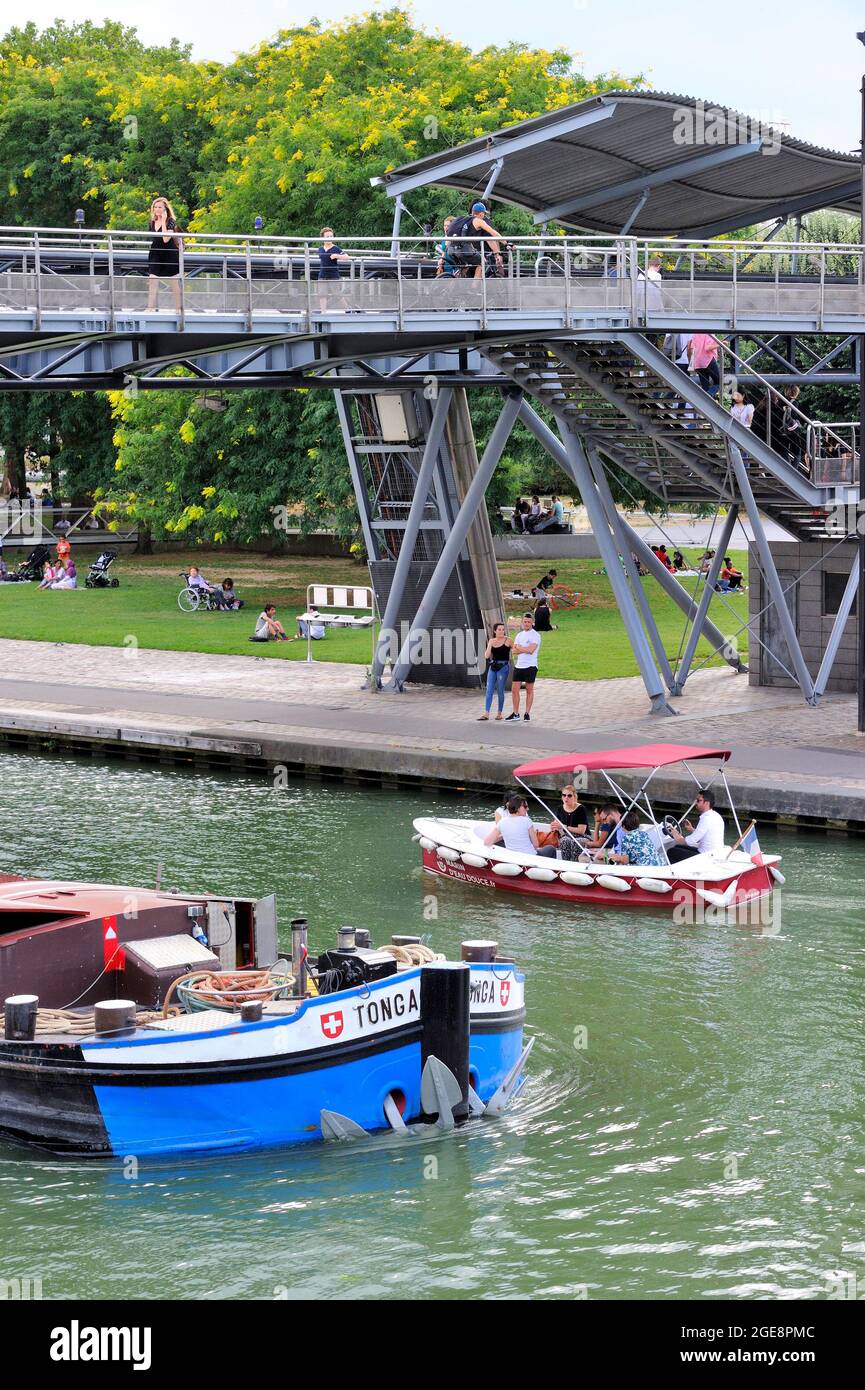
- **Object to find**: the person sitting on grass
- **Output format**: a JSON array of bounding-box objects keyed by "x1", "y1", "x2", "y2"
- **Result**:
[
  {"x1": 534, "y1": 568, "x2": 557, "y2": 597},
  {"x1": 716, "y1": 556, "x2": 743, "y2": 592},
  {"x1": 608, "y1": 809, "x2": 665, "y2": 866},
  {"x1": 51, "y1": 558, "x2": 77, "y2": 590},
  {"x1": 0, "y1": 550, "x2": 7, "y2": 582},
  {"x1": 294, "y1": 607, "x2": 327, "y2": 641},
  {"x1": 38, "y1": 560, "x2": 57, "y2": 590},
  {"x1": 533, "y1": 596, "x2": 556, "y2": 632},
  {"x1": 220, "y1": 577, "x2": 243, "y2": 610},
  {"x1": 251, "y1": 603, "x2": 288, "y2": 641}
]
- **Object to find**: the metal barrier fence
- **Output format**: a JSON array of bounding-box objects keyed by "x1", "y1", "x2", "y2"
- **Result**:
[
  {"x1": 1, "y1": 226, "x2": 865, "y2": 329},
  {"x1": 0, "y1": 502, "x2": 137, "y2": 548}
]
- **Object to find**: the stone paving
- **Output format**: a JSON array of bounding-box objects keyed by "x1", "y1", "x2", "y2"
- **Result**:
[{"x1": 0, "y1": 638, "x2": 863, "y2": 816}]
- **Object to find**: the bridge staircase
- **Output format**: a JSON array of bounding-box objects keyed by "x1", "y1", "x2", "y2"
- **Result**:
[{"x1": 483, "y1": 333, "x2": 846, "y2": 541}]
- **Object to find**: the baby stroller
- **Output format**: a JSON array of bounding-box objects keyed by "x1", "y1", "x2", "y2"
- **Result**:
[
  {"x1": 10, "y1": 544, "x2": 51, "y2": 583},
  {"x1": 84, "y1": 550, "x2": 119, "y2": 588}
]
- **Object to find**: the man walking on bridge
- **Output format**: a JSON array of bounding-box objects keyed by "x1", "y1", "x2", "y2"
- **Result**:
[{"x1": 448, "y1": 202, "x2": 504, "y2": 279}]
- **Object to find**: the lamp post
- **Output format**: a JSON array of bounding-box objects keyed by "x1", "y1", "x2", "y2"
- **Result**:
[{"x1": 857, "y1": 34, "x2": 865, "y2": 731}]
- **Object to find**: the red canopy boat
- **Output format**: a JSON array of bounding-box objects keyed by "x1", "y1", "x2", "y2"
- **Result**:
[{"x1": 413, "y1": 744, "x2": 781, "y2": 914}]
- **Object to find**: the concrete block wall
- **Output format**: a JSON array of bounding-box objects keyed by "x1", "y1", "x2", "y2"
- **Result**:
[{"x1": 748, "y1": 540, "x2": 857, "y2": 693}]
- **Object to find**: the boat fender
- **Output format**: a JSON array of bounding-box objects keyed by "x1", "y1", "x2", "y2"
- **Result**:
[
  {"x1": 559, "y1": 871, "x2": 594, "y2": 887},
  {"x1": 525, "y1": 866, "x2": 557, "y2": 882},
  {"x1": 411, "y1": 832, "x2": 421, "y2": 842},
  {"x1": 435, "y1": 846, "x2": 461, "y2": 863},
  {"x1": 461, "y1": 853, "x2": 489, "y2": 869},
  {"x1": 419, "y1": 837, "x2": 436, "y2": 852},
  {"x1": 597, "y1": 874, "x2": 631, "y2": 893},
  {"x1": 491, "y1": 861, "x2": 523, "y2": 877},
  {"x1": 769, "y1": 866, "x2": 786, "y2": 885},
  {"x1": 636, "y1": 877, "x2": 672, "y2": 894},
  {"x1": 696, "y1": 879, "x2": 739, "y2": 909}
]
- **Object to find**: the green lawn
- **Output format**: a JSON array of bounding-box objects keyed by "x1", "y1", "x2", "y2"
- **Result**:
[{"x1": 0, "y1": 547, "x2": 751, "y2": 681}]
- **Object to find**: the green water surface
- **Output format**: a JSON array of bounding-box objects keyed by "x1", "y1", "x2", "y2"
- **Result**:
[{"x1": 0, "y1": 750, "x2": 863, "y2": 1301}]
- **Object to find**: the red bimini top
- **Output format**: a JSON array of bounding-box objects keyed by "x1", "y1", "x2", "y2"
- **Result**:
[{"x1": 513, "y1": 744, "x2": 731, "y2": 779}]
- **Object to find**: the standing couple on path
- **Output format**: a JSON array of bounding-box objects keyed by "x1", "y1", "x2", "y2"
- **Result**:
[{"x1": 477, "y1": 612, "x2": 541, "y2": 724}]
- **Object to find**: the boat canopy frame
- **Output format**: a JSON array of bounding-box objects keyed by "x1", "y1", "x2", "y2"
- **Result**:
[{"x1": 512, "y1": 749, "x2": 743, "y2": 863}]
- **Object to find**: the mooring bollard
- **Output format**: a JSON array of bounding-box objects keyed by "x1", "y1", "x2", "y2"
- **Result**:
[
  {"x1": 420, "y1": 961, "x2": 470, "y2": 1123},
  {"x1": 240, "y1": 1000, "x2": 263, "y2": 1023},
  {"x1": 4, "y1": 994, "x2": 39, "y2": 1041},
  {"x1": 94, "y1": 999, "x2": 137, "y2": 1036},
  {"x1": 460, "y1": 939, "x2": 498, "y2": 963}
]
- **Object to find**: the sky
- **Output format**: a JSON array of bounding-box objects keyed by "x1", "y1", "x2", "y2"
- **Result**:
[{"x1": 15, "y1": 0, "x2": 865, "y2": 153}]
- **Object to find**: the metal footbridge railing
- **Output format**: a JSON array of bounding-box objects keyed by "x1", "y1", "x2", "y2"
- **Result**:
[{"x1": 1, "y1": 226, "x2": 865, "y2": 335}]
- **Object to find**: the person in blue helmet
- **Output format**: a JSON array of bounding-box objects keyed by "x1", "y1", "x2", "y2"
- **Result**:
[{"x1": 446, "y1": 201, "x2": 504, "y2": 279}]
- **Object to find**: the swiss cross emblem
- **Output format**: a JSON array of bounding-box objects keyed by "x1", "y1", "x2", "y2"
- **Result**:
[
  {"x1": 500, "y1": 981, "x2": 511, "y2": 1007},
  {"x1": 320, "y1": 1010, "x2": 344, "y2": 1039}
]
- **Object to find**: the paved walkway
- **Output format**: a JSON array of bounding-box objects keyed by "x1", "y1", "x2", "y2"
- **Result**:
[{"x1": 0, "y1": 639, "x2": 863, "y2": 821}]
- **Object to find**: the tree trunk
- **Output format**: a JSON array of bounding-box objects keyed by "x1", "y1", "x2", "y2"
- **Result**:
[{"x1": 1, "y1": 439, "x2": 27, "y2": 498}]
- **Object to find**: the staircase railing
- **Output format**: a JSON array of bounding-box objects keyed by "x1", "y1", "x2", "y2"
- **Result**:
[{"x1": 717, "y1": 340, "x2": 856, "y2": 486}]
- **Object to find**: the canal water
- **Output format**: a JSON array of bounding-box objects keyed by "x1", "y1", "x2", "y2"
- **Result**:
[{"x1": 1, "y1": 748, "x2": 863, "y2": 1302}]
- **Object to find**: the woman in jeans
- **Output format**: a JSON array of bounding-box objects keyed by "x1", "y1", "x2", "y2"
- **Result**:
[{"x1": 478, "y1": 622, "x2": 512, "y2": 720}]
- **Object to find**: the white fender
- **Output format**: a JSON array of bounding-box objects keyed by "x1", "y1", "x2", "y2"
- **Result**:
[
  {"x1": 461, "y1": 853, "x2": 489, "y2": 869},
  {"x1": 597, "y1": 874, "x2": 631, "y2": 893},
  {"x1": 419, "y1": 837, "x2": 436, "y2": 852},
  {"x1": 769, "y1": 866, "x2": 785, "y2": 884},
  {"x1": 435, "y1": 846, "x2": 460, "y2": 863},
  {"x1": 491, "y1": 861, "x2": 523, "y2": 877},
  {"x1": 696, "y1": 878, "x2": 739, "y2": 908},
  {"x1": 636, "y1": 877, "x2": 672, "y2": 894},
  {"x1": 525, "y1": 866, "x2": 557, "y2": 882},
  {"x1": 411, "y1": 832, "x2": 421, "y2": 842},
  {"x1": 560, "y1": 871, "x2": 594, "y2": 887}
]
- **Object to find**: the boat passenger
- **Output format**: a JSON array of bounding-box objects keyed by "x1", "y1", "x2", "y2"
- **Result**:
[
  {"x1": 582, "y1": 805, "x2": 624, "y2": 859},
  {"x1": 609, "y1": 810, "x2": 665, "y2": 867},
  {"x1": 667, "y1": 789, "x2": 725, "y2": 862},
  {"x1": 484, "y1": 794, "x2": 557, "y2": 859},
  {"x1": 554, "y1": 786, "x2": 591, "y2": 862}
]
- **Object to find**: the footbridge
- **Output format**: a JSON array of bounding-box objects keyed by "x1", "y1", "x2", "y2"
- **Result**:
[{"x1": 1, "y1": 90, "x2": 862, "y2": 711}]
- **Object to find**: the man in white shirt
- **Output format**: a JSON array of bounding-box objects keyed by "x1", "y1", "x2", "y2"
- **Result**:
[
  {"x1": 667, "y1": 789, "x2": 725, "y2": 861},
  {"x1": 484, "y1": 794, "x2": 557, "y2": 858},
  {"x1": 505, "y1": 613, "x2": 541, "y2": 723}
]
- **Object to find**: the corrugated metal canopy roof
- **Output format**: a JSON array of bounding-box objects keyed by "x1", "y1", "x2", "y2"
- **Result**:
[{"x1": 372, "y1": 92, "x2": 860, "y2": 237}]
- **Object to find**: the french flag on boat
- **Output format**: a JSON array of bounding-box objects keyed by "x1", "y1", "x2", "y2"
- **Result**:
[{"x1": 740, "y1": 823, "x2": 763, "y2": 861}]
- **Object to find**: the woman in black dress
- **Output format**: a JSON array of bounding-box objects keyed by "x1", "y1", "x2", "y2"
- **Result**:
[{"x1": 147, "y1": 197, "x2": 183, "y2": 312}]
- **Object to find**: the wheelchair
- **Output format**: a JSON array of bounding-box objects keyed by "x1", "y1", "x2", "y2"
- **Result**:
[{"x1": 177, "y1": 572, "x2": 225, "y2": 613}]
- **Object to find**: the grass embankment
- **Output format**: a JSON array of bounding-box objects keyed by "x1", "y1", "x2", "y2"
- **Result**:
[{"x1": 0, "y1": 548, "x2": 751, "y2": 680}]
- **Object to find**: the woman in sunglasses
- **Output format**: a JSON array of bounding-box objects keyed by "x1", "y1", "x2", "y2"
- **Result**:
[{"x1": 552, "y1": 784, "x2": 590, "y2": 862}]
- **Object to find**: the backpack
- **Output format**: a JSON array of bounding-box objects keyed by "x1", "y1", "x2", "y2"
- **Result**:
[{"x1": 446, "y1": 215, "x2": 482, "y2": 267}]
